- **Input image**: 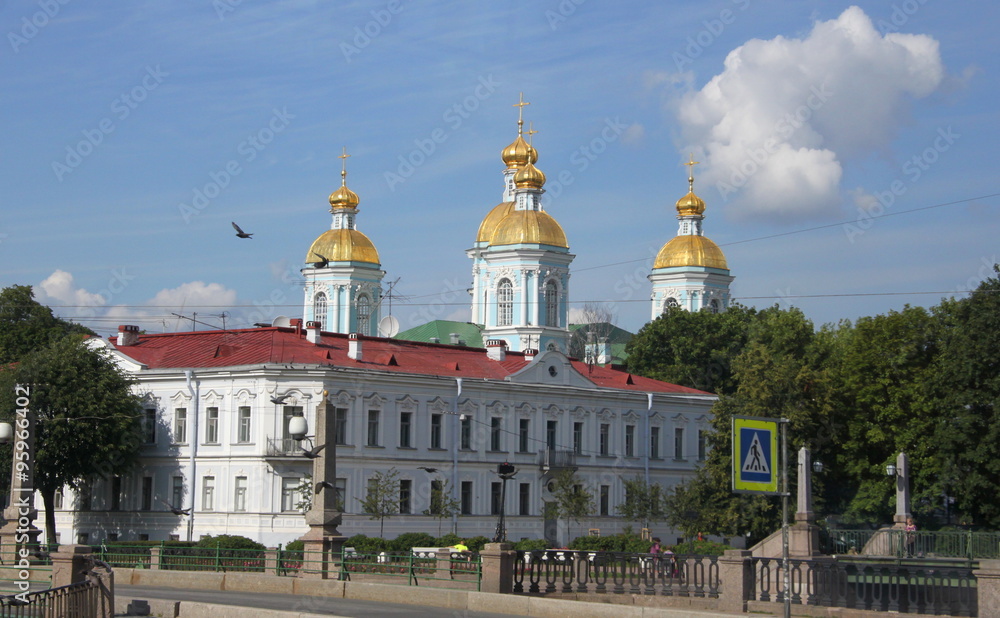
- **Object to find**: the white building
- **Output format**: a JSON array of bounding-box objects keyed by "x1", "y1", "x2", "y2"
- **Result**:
[{"x1": 49, "y1": 103, "x2": 723, "y2": 548}]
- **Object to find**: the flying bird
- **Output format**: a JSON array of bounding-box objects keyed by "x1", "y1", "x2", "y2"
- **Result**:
[
  {"x1": 270, "y1": 394, "x2": 291, "y2": 405},
  {"x1": 314, "y1": 480, "x2": 335, "y2": 495},
  {"x1": 310, "y1": 252, "x2": 330, "y2": 268},
  {"x1": 302, "y1": 443, "x2": 327, "y2": 459},
  {"x1": 231, "y1": 222, "x2": 253, "y2": 238},
  {"x1": 158, "y1": 498, "x2": 191, "y2": 516},
  {"x1": 418, "y1": 466, "x2": 439, "y2": 474}
]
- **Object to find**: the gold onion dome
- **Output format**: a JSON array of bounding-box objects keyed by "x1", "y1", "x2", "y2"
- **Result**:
[
  {"x1": 654, "y1": 235, "x2": 728, "y2": 270},
  {"x1": 501, "y1": 134, "x2": 538, "y2": 169},
  {"x1": 490, "y1": 210, "x2": 567, "y2": 248},
  {"x1": 328, "y1": 180, "x2": 360, "y2": 211},
  {"x1": 514, "y1": 161, "x2": 546, "y2": 189},
  {"x1": 477, "y1": 201, "x2": 515, "y2": 244},
  {"x1": 305, "y1": 229, "x2": 380, "y2": 265},
  {"x1": 676, "y1": 189, "x2": 705, "y2": 217}
]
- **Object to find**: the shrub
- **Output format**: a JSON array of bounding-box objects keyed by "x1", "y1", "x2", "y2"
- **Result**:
[
  {"x1": 464, "y1": 536, "x2": 490, "y2": 552},
  {"x1": 346, "y1": 534, "x2": 389, "y2": 554},
  {"x1": 195, "y1": 535, "x2": 265, "y2": 551},
  {"x1": 389, "y1": 532, "x2": 438, "y2": 552},
  {"x1": 672, "y1": 539, "x2": 730, "y2": 556},
  {"x1": 435, "y1": 533, "x2": 462, "y2": 547},
  {"x1": 283, "y1": 539, "x2": 305, "y2": 552},
  {"x1": 514, "y1": 539, "x2": 548, "y2": 551}
]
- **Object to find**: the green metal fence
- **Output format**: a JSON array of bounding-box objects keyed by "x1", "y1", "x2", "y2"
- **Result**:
[{"x1": 821, "y1": 529, "x2": 1000, "y2": 559}]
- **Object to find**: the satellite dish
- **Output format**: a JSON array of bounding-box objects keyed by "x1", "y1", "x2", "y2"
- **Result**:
[
  {"x1": 378, "y1": 315, "x2": 400, "y2": 338},
  {"x1": 271, "y1": 315, "x2": 292, "y2": 328}
]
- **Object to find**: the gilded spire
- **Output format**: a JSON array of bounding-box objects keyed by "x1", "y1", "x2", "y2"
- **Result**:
[
  {"x1": 514, "y1": 121, "x2": 546, "y2": 189},
  {"x1": 675, "y1": 153, "x2": 705, "y2": 217},
  {"x1": 329, "y1": 146, "x2": 360, "y2": 211},
  {"x1": 501, "y1": 93, "x2": 538, "y2": 169}
]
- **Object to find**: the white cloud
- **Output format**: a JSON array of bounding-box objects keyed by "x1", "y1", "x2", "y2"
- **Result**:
[
  {"x1": 673, "y1": 6, "x2": 945, "y2": 220},
  {"x1": 37, "y1": 270, "x2": 107, "y2": 308}
]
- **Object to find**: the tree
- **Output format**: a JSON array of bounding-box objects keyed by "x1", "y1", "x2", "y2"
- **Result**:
[
  {"x1": 0, "y1": 285, "x2": 93, "y2": 364},
  {"x1": 0, "y1": 334, "x2": 144, "y2": 546},
  {"x1": 545, "y1": 469, "x2": 593, "y2": 542},
  {"x1": 358, "y1": 467, "x2": 400, "y2": 538},
  {"x1": 422, "y1": 478, "x2": 461, "y2": 536},
  {"x1": 617, "y1": 477, "x2": 668, "y2": 529}
]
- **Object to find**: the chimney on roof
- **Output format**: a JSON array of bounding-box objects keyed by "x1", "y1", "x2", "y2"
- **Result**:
[
  {"x1": 305, "y1": 321, "x2": 321, "y2": 344},
  {"x1": 116, "y1": 325, "x2": 140, "y2": 346},
  {"x1": 348, "y1": 333, "x2": 362, "y2": 360},
  {"x1": 429, "y1": 337, "x2": 440, "y2": 344},
  {"x1": 290, "y1": 318, "x2": 303, "y2": 336},
  {"x1": 486, "y1": 339, "x2": 506, "y2": 361},
  {"x1": 523, "y1": 348, "x2": 538, "y2": 361},
  {"x1": 449, "y1": 332, "x2": 460, "y2": 345}
]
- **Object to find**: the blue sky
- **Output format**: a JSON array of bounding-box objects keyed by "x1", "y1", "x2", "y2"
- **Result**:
[{"x1": 2, "y1": 0, "x2": 997, "y2": 338}]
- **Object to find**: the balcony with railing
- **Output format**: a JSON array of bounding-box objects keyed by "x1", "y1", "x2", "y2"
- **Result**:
[
  {"x1": 539, "y1": 447, "x2": 576, "y2": 472},
  {"x1": 265, "y1": 437, "x2": 304, "y2": 458}
]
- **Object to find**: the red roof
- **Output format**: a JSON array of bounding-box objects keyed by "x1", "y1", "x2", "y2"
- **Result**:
[{"x1": 108, "y1": 327, "x2": 710, "y2": 395}]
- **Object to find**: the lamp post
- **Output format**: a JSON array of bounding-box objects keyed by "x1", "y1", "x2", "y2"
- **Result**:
[
  {"x1": 0, "y1": 401, "x2": 42, "y2": 562},
  {"x1": 288, "y1": 391, "x2": 346, "y2": 577},
  {"x1": 492, "y1": 462, "x2": 517, "y2": 543},
  {"x1": 886, "y1": 452, "x2": 911, "y2": 527}
]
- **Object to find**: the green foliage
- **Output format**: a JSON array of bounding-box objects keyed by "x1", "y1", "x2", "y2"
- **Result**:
[
  {"x1": 0, "y1": 285, "x2": 95, "y2": 364},
  {"x1": 422, "y1": 478, "x2": 461, "y2": 535},
  {"x1": 567, "y1": 532, "x2": 649, "y2": 553},
  {"x1": 196, "y1": 535, "x2": 266, "y2": 551},
  {"x1": 283, "y1": 540, "x2": 305, "y2": 552},
  {"x1": 388, "y1": 532, "x2": 437, "y2": 552},
  {"x1": 617, "y1": 478, "x2": 669, "y2": 526},
  {"x1": 435, "y1": 533, "x2": 462, "y2": 547},
  {"x1": 345, "y1": 534, "x2": 389, "y2": 553},
  {"x1": 463, "y1": 536, "x2": 490, "y2": 552},
  {"x1": 545, "y1": 469, "x2": 594, "y2": 540},
  {"x1": 671, "y1": 539, "x2": 730, "y2": 555},
  {"x1": 357, "y1": 467, "x2": 400, "y2": 537},
  {"x1": 514, "y1": 538, "x2": 549, "y2": 551}
]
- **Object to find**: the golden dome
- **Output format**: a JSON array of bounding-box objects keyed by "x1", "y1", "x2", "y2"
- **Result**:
[
  {"x1": 514, "y1": 162, "x2": 546, "y2": 189},
  {"x1": 675, "y1": 191, "x2": 706, "y2": 217},
  {"x1": 306, "y1": 229, "x2": 380, "y2": 265},
  {"x1": 501, "y1": 135, "x2": 538, "y2": 169},
  {"x1": 329, "y1": 184, "x2": 360, "y2": 211},
  {"x1": 654, "y1": 235, "x2": 728, "y2": 270},
  {"x1": 489, "y1": 210, "x2": 567, "y2": 248},
  {"x1": 477, "y1": 201, "x2": 515, "y2": 244}
]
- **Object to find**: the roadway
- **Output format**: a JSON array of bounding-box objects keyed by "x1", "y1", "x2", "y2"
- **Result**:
[{"x1": 117, "y1": 584, "x2": 525, "y2": 617}]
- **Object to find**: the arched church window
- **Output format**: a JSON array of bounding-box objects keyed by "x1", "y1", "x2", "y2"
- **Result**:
[
  {"x1": 546, "y1": 342, "x2": 557, "y2": 352},
  {"x1": 497, "y1": 279, "x2": 513, "y2": 327},
  {"x1": 544, "y1": 280, "x2": 559, "y2": 327},
  {"x1": 357, "y1": 294, "x2": 371, "y2": 335},
  {"x1": 313, "y1": 292, "x2": 327, "y2": 328},
  {"x1": 710, "y1": 299, "x2": 720, "y2": 313},
  {"x1": 665, "y1": 297, "x2": 679, "y2": 310}
]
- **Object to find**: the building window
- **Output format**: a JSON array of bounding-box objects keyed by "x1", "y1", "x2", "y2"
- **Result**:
[
  {"x1": 367, "y1": 410, "x2": 380, "y2": 446},
  {"x1": 202, "y1": 476, "x2": 215, "y2": 512},
  {"x1": 174, "y1": 408, "x2": 187, "y2": 444},
  {"x1": 599, "y1": 423, "x2": 609, "y2": 456},
  {"x1": 143, "y1": 409, "x2": 156, "y2": 444},
  {"x1": 399, "y1": 479, "x2": 412, "y2": 514},
  {"x1": 54, "y1": 488, "x2": 64, "y2": 510},
  {"x1": 519, "y1": 483, "x2": 530, "y2": 516},
  {"x1": 399, "y1": 412, "x2": 412, "y2": 448},
  {"x1": 675, "y1": 427, "x2": 685, "y2": 460},
  {"x1": 429, "y1": 480, "x2": 445, "y2": 515},
  {"x1": 665, "y1": 297, "x2": 679, "y2": 309},
  {"x1": 430, "y1": 414, "x2": 442, "y2": 449},
  {"x1": 234, "y1": 476, "x2": 248, "y2": 512},
  {"x1": 461, "y1": 481, "x2": 473, "y2": 515},
  {"x1": 710, "y1": 299, "x2": 720, "y2": 313},
  {"x1": 334, "y1": 478, "x2": 346, "y2": 512},
  {"x1": 171, "y1": 476, "x2": 184, "y2": 511},
  {"x1": 544, "y1": 280, "x2": 559, "y2": 327},
  {"x1": 518, "y1": 419, "x2": 530, "y2": 452},
  {"x1": 111, "y1": 477, "x2": 122, "y2": 511},
  {"x1": 600, "y1": 485, "x2": 609, "y2": 516},
  {"x1": 281, "y1": 477, "x2": 300, "y2": 513},
  {"x1": 205, "y1": 407, "x2": 219, "y2": 444},
  {"x1": 491, "y1": 482, "x2": 502, "y2": 516},
  {"x1": 497, "y1": 278, "x2": 513, "y2": 327},
  {"x1": 625, "y1": 424, "x2": 635, "y2": 457},
  {"x1": 546, "y1": 420, "x2": 557, "y2": 450},
  {"x1": 108, "y1": 533, "x2": 118, "y2": 542},
  {"x1": 460, "y1": 416, "x2": 472, "y2": 450},
  {"x1": 237, "y1": 406, "x2": 252, "y2": 443},
  {"x1": 650, "y1": 426, "x2": 661, "y2": 459},
  {"x1": 490, "y1": 417, "x2": 502, "y2": 451},
  {"x1": 77, "y1": 533, "x2": 89, "y2": 545},
  {"x1": 141, "y1": 477, "x2": 152, "y2": 511},
  {"x1": 573, "y1": 422, "x2": 583, "y2": 455},
  {"x1": 334, "y1": 407, "x2": 348, "y2": 445},
  {"x1": 698, "y1": 429, "x2": 708, "y2": 460},
  {"x1": 313, "y1": 292, "x2": 327, "y2": 328},
  {"x1": 357, "y1": 293, "x2": 372, "y2": 334}
]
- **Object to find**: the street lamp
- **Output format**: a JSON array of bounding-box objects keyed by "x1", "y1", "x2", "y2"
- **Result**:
[
  {"x1": 886, "y1": 463, "x2": 898, "y2": 477},
  {"x1": 0, "y1": 407, "x2": 42, "y2": 559},
  {"x1": 492, "y1": 462, "x2": 517, "y2": 543},
  {"x1": 812, "y1": 460, "x2": 824, "y2": 474}
]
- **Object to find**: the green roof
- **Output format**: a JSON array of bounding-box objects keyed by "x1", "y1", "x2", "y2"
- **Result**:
[
  {"x1": 567, "y1": 322, "x2": 634, "y2": 364},
  {"x1": 394, "y1": 320, "x2": 484, "y2": 348}
]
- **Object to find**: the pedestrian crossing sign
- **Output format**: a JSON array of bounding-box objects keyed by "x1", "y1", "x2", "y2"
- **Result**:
[{"x1": 732, "y1": 416, "x2": 779, "y2": 494}]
